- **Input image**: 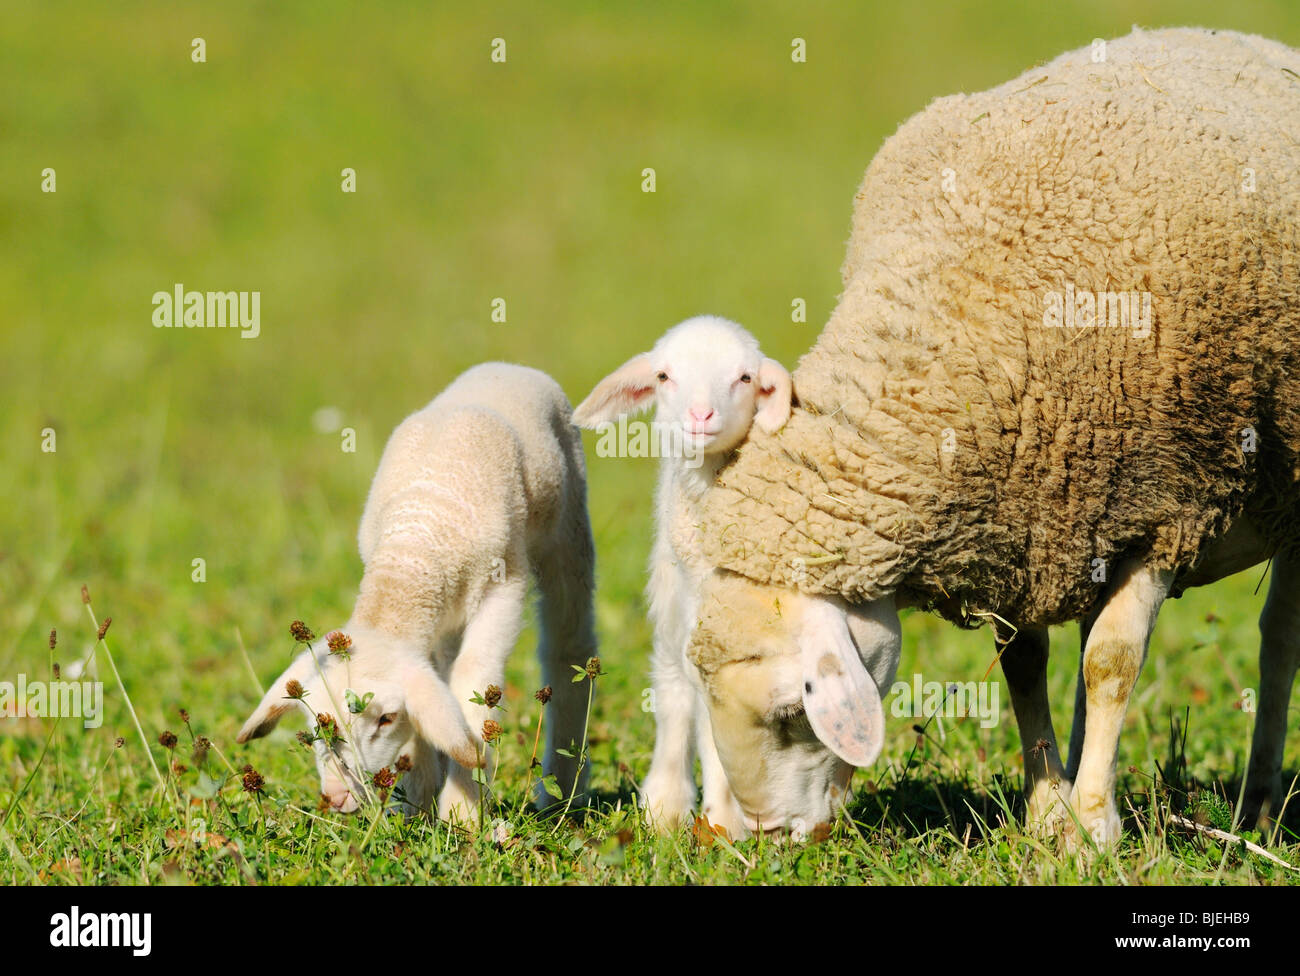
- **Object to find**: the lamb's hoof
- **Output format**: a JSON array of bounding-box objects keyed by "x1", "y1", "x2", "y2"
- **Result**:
[
  {"x1": 640, "y1": 775, "x2": 696, "y2": 834},
  {"x1": 437, "y1": 785, "x2": 483, "y2": 828}
]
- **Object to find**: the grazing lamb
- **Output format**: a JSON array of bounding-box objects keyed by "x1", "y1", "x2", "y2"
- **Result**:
[
  {"x1": 572, "y1": 316, "x2": 792, "y2": 834},
  {"x1": 237, "y1": 363, "x2": 597, "y2": 822},
  {"x1": 685, "y1": 28, "x2": 1300, "y2": 846}
]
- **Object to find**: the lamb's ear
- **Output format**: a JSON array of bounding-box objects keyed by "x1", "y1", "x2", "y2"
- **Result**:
[
  {"x1": 237, "y1": 648, "x2": 325, "y2": 743},
  {"x1": 754, "y1": 357, "x2": 793, "y2": 434},
  {"x1": 400, "y1": 661, "x2": 483, "y2": 770},
  {"x1": 798, "y1": 596, "x2": 884, "y2": 767},
  {"x1": 571, "y1": 353, "x2": 657, "y2": 428}
]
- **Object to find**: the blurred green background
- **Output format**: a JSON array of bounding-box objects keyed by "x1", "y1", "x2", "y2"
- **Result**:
[{"x1": 3, "y1": 0, "x2": 1298, "y2": 878}]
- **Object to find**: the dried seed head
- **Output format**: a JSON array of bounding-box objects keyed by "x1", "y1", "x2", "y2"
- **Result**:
[
  {"x1": 315, "y1": 713, "x2": 343, "y2": 746},
  {"x1": 395, "y1": 754, "x2": 413, "y2": 773},
  {"x1": 241, "y1": 766, "x2": 265, "y2": 794},
  {"x1": 483, "y1": 684, "x2": 502, "y2": 709},
  {"x1": 326, "y1": 631, "x2": 352, "y2": 657},
  {"x1": 584, "y1": 656, "x2": 602, "y2": 680},
  {"x1": 96, "y1": 617, "x2": 112, "y2": 641},
  {"x1": 481, "y1": 719, "x2": 503, "y2": 743},
  {"x1": 192, "y1": 736, "x2": 211, "y2": 766},
  {"x1": 49, "y1": 629, "x2": 57, "y2": 650},
  {"x1": 158, "y1": 730, "x2": 178, "y2": 749},
  {"x1": 289, "y1": 620, "x2": 315, "y2": 644},
  {"x1": 372, "y1": 767, "x2": 396, "y2": 791},
  {"x1": 52, "y1": 663, "x2": 60, "y2": 680},
  {"x1": 178, "y1": 708, "x2": 190, "y2": 724},
  {"x1": 295, "y1": 730, "x2": 314, "y2": 748},
  {"x1": 172, "y1": 761, "x2": 188, "y2": 776},
  {"x1": 284, "y1": 679, "x2": 305, "y2": 699},
  {"x1": 114, "y1": 737, "x2": 125, "y2": 748},
  {"x1": 535, "y1": 685, "x2": 552, "y2": 705},
  {"x1": 81, "y1": 584, "x2": 90, "y2": 605}
]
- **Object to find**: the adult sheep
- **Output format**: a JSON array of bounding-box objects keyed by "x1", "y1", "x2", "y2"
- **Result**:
[{"x1": 686, "y1": 26, "x2": 1300, "y2": 847}]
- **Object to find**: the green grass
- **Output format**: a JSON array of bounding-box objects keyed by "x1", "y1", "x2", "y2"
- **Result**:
[{"x1": 3, "y1": 0, "x2": 1299, "y2": 884}]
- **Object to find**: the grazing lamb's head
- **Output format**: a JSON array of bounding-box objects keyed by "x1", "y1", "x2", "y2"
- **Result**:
[
  {"x1": 571, "y1": 315, "x2": 793, "y2": 459},
  {"x1": 236, "y1": 624, "x2": 480, "y2": 812},
  {"x1": 688, "y1": 573, "x2": 901, "y2": 833}
]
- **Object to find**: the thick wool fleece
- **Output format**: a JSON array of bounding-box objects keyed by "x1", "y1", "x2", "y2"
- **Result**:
[
  {"x1": 354, "y1": 363, "x2": 592, "y2": 640},
  {"x1": 698, "y1": 27, "x2": 1300, "y2": 627}
]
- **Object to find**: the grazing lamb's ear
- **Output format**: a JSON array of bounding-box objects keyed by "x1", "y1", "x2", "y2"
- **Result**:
[
  {"x1": 400, "y1": 661, "x2": 484, "y2": 769},
  {"x1": 798, "y1": 597, "x2": 884, "y2": 767},
  {"x1": 754, "y1": 357, "x2": 793, "y2": 434},
  {"x1": 572, "y1": 353, "x2": 658, "y2": 428},
  {"x1": 237, "y1": 647, "x2": 327, "y2": 743}
]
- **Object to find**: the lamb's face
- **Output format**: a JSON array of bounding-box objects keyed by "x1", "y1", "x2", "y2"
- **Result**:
[
  {"x1": 649, "y1": 317, "x2": 779, "y2": 457},
  {"x1": 571, "y1": 315, "x2": 793, "y2": 454},
  {"x1": 236, "y1": 624, "x2": 482, "y2": 813},
  {"x1": 688, "y1": 574, "x2": 900, "y2": 833},
  {"x1": 304, "y1": 669, "x2": 418, "y2": 813}
]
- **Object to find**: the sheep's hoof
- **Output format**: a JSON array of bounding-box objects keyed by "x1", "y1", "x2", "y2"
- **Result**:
[
  {"x1": 1024, "y1": 777, "x2": 1072, "y2": 839},
  {"x1": 700, "y1": 794, "x2": 749, "y2": 841},
  {"x1": 1237, "y1": 788, "x2": 1280, "y2": 835},
  {"x1": 1058, "y1": 787, "x2": 1121, "y2": 856},
  {"x1": 640, "y1": 775, "x2": 697, "y2": 834}
]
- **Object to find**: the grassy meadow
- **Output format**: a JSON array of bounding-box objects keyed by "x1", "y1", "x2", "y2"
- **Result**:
[{"x1": 3, "y1": 0, "x2": 1299, "y2": 885}]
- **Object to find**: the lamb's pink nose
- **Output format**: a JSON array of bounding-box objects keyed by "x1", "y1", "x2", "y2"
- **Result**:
[
  {"x1": 688, "y1": 407, "x2": 715, "y2": 423},
  {"x1": 327, "y1": 789, "x2": 358, "y2": 813}
]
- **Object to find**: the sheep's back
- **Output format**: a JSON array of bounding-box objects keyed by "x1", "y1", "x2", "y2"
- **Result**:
[{"x1": 702, "y1": 27, "x2": 1300, "y2": 626}]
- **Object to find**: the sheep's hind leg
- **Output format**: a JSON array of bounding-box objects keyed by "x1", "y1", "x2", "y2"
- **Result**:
[
  {"x1": 1064, "y1": 616, "x2": 1094, "y2": 782},
  {"x1": 1242, "y1": 548, "x2": 1300, "y2": 831},
  {"x1": 1067, "y1": 561, "x2": 1171, "y2": 851},
  {"x1": 533, "y1": 539, "x2": 598, "y2": 816},
  {"x1": 437, "y1": 576, "x2": 528, "y2": 826},
  {"x1": 999, "y1": 626, "x2": 1071, "y2": 833}
]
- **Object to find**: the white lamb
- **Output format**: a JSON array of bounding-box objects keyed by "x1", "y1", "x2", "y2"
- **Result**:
[
  {"x1": 572, "y1": 316, "x2": 792, "y2": 834},
  {"x1": 237, "y1": 363, "x2": 597, "y2": 822}
]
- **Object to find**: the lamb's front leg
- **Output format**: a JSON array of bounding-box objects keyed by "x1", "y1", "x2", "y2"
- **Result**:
[
  {"x1": 1067, "y1": 562, "x2": 1171, "y2": 850},
  {"x1": 438, "y1": 576, "x2": 527, "y2": 826},
  {"x1": 640, "y1": 565, "x2": 698, "y2": 830},
  {"x1": 998, "y1": 626, "x2": 1070, "y2": 833},
  {"x1": 640, "y1": 649, "x2": 699, "y2": 829}
]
